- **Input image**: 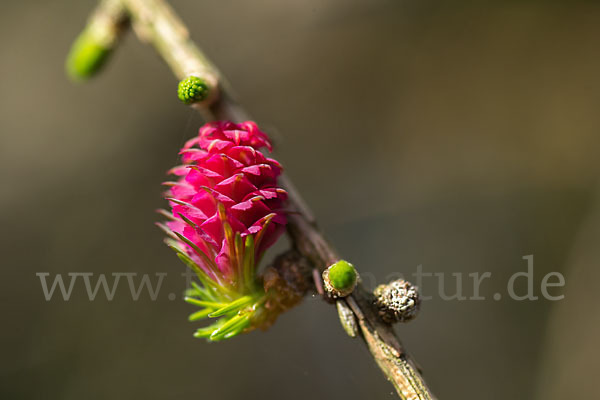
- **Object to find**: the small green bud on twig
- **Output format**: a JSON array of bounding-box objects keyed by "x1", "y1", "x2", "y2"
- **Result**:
[
  {"x1": 178, "y1": 76, "x2": 209, "y2": 104},
  {"x1": 66, "y1": 32, "x2": 111, "y2": 80},
  {"x1": 323, "y1": 260, "x2": 358, "y2": 298},
  {"x1": 65, "y1": 0, "x2": 128, "y2": 81}
]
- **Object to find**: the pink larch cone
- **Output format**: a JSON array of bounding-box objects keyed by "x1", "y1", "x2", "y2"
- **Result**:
[{"x1": 158, "y1": 121, "x2": 289, "y2": 341}]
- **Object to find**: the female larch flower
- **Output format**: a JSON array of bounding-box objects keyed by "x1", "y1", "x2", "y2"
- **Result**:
[{"x1": 158, "y1": 121, "x2": 289, "y2": 341}]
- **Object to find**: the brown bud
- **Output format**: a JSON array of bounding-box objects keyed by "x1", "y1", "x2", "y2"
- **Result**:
[{"x1": 374, "y1": 279, "x2": 420, "y2": 324}]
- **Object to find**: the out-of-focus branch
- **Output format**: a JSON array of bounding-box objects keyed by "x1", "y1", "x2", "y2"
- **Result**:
[
  {"x1": 69, "y1": 1, "x2": 436, "y2": 398},
  {"x1": 66, "y1": 0, "x2": 129, "y2": 80}
]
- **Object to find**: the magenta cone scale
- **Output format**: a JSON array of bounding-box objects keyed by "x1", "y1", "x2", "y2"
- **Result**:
[{"x1": 158, "y1": 121, "x2": 288, "y2": 341}]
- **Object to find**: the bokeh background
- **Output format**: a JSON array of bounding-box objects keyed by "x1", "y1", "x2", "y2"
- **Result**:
[{"x1": 2, "y1": 0, "x2": 600, "y2": 399}]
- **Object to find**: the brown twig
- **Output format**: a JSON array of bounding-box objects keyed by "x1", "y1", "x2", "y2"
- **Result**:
[{"x1": 73, "y1": 1, "x2": 436, "y2": 398}]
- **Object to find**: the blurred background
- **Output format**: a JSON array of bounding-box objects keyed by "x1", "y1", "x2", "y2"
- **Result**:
[{"x1": 1, "y1": 0, "x2": 600, "y2": 399}]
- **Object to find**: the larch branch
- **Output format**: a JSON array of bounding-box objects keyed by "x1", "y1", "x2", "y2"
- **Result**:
[{"x1": 77, "y1": 1, "x2": 437, "y2": 398}]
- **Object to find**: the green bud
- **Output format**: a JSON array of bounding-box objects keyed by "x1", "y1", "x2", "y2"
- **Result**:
[
  {"x1": 177, "y1": 76, "x2": 209, "y2": 104},
  {"x1": 66, "y1": 31, "x2": 111, "y2": 81},
  {"x1": 323, "y1": 260, "x2": 358, "y2": 297}
]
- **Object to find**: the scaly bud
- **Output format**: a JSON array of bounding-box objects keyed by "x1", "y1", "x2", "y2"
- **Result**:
[{"x1": 374, "y1": 279, "x2": 420, "y2": 323}]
